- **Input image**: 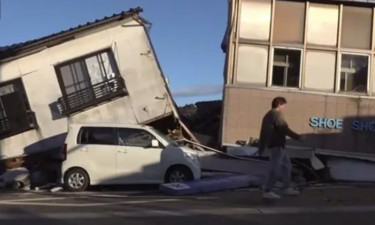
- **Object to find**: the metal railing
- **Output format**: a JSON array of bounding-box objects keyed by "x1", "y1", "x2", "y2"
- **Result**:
[
  {"x1": 57, "y1": 76, "x2": 127, "y2": 115},
  {"x1": 0, "y1": 118, "x2": 10, "y2": 134},
  {"x1": 0, "y1": 111, "x2": 37, "y2": 140}
]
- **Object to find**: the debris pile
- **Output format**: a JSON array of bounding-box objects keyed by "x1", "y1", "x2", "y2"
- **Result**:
[
  {"x1": 0, "y1": 167, "x2": 30, "y2": 190},
  {"x1": 0, "y1": 151, "x2": 60, "y2": 191},
  {"x1": 179, "y1": 100, "x2": 222, "y2": 148}
]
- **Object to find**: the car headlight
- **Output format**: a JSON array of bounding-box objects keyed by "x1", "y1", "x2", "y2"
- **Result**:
[{"x1": 184, "y1": 152, "x2": 199, "y2": 164}]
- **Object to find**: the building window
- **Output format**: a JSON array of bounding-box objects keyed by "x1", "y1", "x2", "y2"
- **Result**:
[
  {"x1": 341, "y1": 6, "x2": 372, "y2": 50},
  {"x1": 117, "y1": 128, "x2": 155, "y2": 148},
  {"x1": 272, "y1": 49, "x2": 301, "y2": 88},
  {"x1": 78, "y1": 127, "x2": 156, "y2": 148},
  {"x1": 307, "y1": 4, "x2": 339, "y2": 46},
  {"x1": 239, "y1": 0, "x2": 271, "y2": 41},
  {"x1": 340, "y1": 54, "x2": 369, "y2": 93},
  {"x1": 56, "y1": 49, "x2": 127, "y2": 115},
  {"x1": 273, "y1": 1, "x2": 305, "y2": 44},
  {"x1": 0, "y1": 79, "x2": 37, "y2": 140},
  {"x1": 78, "y1": 127, "x2": 116, "y2": 145}
]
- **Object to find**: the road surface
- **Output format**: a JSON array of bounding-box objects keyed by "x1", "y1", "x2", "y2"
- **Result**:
[{"x1": 0, "y1": 185, "x2": 374, "y2": 225}]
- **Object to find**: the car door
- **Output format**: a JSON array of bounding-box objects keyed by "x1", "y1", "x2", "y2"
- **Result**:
[
  {"x1": 116, "y1": 128, "x2": 163, "y2": 183},
  {"x1": 79, "y1": 127, "x2": 118, "y2": 184}
]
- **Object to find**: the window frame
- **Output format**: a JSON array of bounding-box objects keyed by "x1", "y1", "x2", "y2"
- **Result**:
[
  {"x1": 116, "y1": 128, "x2": 161, "y2": 149},
  {"x1": 77, "y1": 126, "x2": 117, "y2": 146},
  {"x1": 0, "y1": 78, "x2": 37, "y2": 140},
  {"x1": 55, "y1": 48, "x2": 127, "y2": 115},
  {"x1": 269, "y1": 46, "x2": 303, "y2": 89},
  {"x1": 338, "y1": 52, "x2": 371, "y2": 94}
]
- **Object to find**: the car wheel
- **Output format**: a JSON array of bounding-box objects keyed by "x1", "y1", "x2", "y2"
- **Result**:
[
  {"x1": 64, "y1": 168, "x2": 90, "y2": 192},
  {"x1": 165, "y1": 166, "x2": 193, "y2": 183}
]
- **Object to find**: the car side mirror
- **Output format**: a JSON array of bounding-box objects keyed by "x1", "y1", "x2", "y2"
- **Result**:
[{"x1": 151, "y1": 139, "x2": 159, "y2": 148}]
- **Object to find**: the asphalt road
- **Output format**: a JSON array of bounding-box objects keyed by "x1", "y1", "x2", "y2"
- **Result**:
[{"x1": 0, "y1": 185, "x2": 375, "y2": 225}]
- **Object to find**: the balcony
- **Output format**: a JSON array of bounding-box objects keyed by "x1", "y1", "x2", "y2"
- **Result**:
[{"x1": 57, "y1": 76, "x2": 127, "y2": 115}]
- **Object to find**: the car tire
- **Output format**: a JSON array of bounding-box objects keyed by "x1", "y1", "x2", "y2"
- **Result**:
[
  {"x1": 64, "y1": 168, "x2": 90, "y2": 192},
  {"x1": 165, "y1": 166, "x2": 194, "y2": 183}
]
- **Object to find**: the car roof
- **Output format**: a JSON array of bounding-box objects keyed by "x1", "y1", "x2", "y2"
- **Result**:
[{"x1": 68, "y1": 123, "x2": 152, "y2": 129}]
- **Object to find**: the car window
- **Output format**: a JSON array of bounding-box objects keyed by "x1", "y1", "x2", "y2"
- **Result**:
[
  {"x1": 117, "y1": 128, "x2": 156, "y2": 148},
  {"x1": 78, "y1": 127, "x2": 116, "y2": 145},
  {"x1": 150, "y1": 128, "x2": 178, "y2": 147}
]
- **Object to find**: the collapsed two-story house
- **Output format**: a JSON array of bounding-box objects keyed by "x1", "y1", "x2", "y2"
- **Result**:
[
  {"x1": 0, "y1": 8, "x2": 180, "y2": 160},
  {"x1": 221, "y1": 0, "x2": 375, "y2": 156}
]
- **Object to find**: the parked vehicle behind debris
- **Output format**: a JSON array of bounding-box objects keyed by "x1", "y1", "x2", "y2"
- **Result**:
[{"x1": 61, "y1": 124, "x2": 201, "y2": 191}]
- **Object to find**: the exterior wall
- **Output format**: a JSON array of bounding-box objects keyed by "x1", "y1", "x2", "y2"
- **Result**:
[
  {"x1": 221, "y1": 0, "x2": 375, "y2": 154},
  {"x1": 227, "y1": 0, "x2": 375, "y2": 93},
  {"x1": 0, "y1": 18, "x2": 174, "y2": 158},
  {"x1": 223, "y1": 86, "x2": 375, "y2": 154}
]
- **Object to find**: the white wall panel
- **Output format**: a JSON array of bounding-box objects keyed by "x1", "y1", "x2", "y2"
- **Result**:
[{"x1": 236, "y1": 44, "x2": 268, "y2": 85}]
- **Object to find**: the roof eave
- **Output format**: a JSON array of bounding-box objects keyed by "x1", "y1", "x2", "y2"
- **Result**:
[{"x1": 0, "y1": 7, "x2": 144, "y2": 60}]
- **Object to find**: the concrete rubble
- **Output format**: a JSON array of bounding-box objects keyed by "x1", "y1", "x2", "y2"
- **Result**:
[
  {"x1": 182, "y1": 131, "x2": 375, "y2": 186},
  {"x1": 0, "y1": 167, "x2": 30, "y2": 190}
]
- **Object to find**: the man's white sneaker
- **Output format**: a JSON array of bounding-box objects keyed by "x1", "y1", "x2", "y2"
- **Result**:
[
  {"x1": 282, "y1": 188, "x2": 300, "y2": 196},
  {"x1": 263, "y1": 192, "x2": 281, "y2": 200}
]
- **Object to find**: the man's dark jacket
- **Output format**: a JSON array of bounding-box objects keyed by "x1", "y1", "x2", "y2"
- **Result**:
[{"x1": 258, "y1": 109, "x2": 300, "y2": 155}]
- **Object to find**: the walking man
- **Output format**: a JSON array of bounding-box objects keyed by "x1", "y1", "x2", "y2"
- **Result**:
[{"x1": 258, "y1": 97, "x2": 302, "y2": 200}]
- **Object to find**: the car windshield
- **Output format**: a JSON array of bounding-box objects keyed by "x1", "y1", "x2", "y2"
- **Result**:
[{"x1": 150, "y1": 128, "x2": 178, "y2": 147}]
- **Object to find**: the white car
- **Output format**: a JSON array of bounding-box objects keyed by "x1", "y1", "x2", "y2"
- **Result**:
[{"x1": 61, "y1": 123, "x2": 201, "y2": 191}]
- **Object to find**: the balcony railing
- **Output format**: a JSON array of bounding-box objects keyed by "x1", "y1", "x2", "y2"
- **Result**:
[
  {"x1": 57, "y1": 76, "x2": 127, "y2": 115},
  {"x1": 0, "y1": 118, "x2": 10, "y2": 134},
  {"x1": 0, "y1": 111, "x2": 37, "y2": 140}
]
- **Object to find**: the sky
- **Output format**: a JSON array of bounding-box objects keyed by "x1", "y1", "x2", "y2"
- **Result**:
[{"x1": 0, "y1": 0, "x2": 228, "y2": 106}]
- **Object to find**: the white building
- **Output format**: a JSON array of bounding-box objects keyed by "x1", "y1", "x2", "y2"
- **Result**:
[
  {"x1": 221, "y1": 0, "x2": 375, "y2": 154},
  {"x1": 0, "y1": 8, "x2": 178, "y2": 159}
]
